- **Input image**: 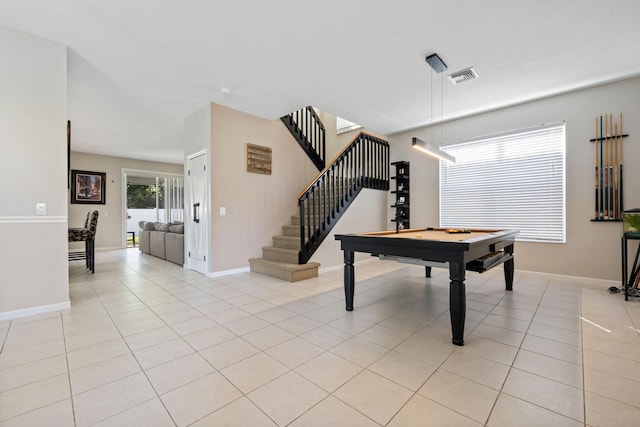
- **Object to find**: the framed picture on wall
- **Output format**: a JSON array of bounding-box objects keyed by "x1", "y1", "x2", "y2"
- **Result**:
[{"x1": 71, "y1": 170, "x2": 106, "y2": 204}]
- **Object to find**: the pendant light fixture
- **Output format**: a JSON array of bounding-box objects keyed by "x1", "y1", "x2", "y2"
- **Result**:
[{"x1": 413, "y1": 53, "x2": 456, "y2": 163}]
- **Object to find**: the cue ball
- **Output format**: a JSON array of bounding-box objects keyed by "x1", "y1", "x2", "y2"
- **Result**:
[{"x1": 416, "y1": 234, "x2": 422, "y2": 238}]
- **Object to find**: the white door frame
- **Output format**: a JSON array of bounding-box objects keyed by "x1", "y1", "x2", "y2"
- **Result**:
[{"x1": 185, "y1": 150, "x2": 209, "y2": 274}]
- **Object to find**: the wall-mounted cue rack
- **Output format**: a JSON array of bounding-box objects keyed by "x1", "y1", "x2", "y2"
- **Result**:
[{"x1": 590, "y1": 112, "x2": 629, "y2": 221}]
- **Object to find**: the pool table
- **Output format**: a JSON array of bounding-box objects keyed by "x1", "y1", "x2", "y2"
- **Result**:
[{"x1": 335, "y1": 227, "x2": 519, "y2": 346}]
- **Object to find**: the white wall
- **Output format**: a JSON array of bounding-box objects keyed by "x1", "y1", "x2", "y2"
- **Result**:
[
  {"x1": 0, "y1": 26, "x2": 69, "y2": 318},
  {"x1": 388, "y1": 77, "x2": 640, "y2": 281},
  {"x1": 184, "y1": 104, "x2": 211, "y2": 157}
]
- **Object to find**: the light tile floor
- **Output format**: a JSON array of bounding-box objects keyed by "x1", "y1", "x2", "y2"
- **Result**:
[{"x1": 1, "y1": 249, "x2": 640, "y2": 426}]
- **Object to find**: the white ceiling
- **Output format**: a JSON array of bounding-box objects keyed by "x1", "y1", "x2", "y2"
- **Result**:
[{"x1": 2, "y1": 0, "x2": 640, "y2": 164}]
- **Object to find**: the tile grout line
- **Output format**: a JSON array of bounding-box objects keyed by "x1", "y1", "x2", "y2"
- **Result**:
[
  {"x1": 66, "y1": 263, "x2": 179, "y2": 426},
  {"x1": 482, "y1": 274, "x2": 547, "y2": 426},
  {"x1": 61, "y1": 311, "x2": 79, "y2": 427}
]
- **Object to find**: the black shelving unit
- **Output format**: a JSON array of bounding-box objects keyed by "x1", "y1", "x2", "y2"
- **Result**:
[
  {"x1": 622, "y1": 233, "x2": 640, "y2": 301},
  {"x1": 391, "y1": 161, "x2": 410, "y2": 231}
]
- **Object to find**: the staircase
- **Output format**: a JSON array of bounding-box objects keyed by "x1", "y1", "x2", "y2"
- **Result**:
[
  {"x1": 249, "y1": 212, "x2": 321, "y2": 282},
  {"x1": 250, "y1": 109, "x2": 389, "y2": 282}
]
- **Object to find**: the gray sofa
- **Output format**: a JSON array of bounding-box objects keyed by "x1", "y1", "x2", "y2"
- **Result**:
[{"x1": 138, "y1": 221, "x2": 184, "y2": 265}]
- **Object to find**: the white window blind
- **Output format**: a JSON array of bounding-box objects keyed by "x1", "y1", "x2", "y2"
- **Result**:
[
  {"x1": 440, "y1": 122, "x2": 566, "y2": 242},
  {"x1": 336, "y1": 117, "x2": 362, "y2": 135}
]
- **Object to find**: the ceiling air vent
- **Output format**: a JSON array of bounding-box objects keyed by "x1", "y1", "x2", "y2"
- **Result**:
[{"x1": 448, "y1": 67, "x2": 479, "y2": 85}]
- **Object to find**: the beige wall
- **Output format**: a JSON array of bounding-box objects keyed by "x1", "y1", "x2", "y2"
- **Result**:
[
  {"x1": 0, "y1": 26, "x2": 69, "y2": 318},
  {"x1": 69, "y1": 152, "x2": 183, "y2": 249},
  {"x1": 388, "y1": 76, "x2": 640, "y2": 281},
  {"x1": 207, "y1": 104, "x2": 320, "y2": 272}
]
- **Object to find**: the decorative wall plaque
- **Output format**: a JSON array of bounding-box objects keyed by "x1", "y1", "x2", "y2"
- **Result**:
[{"x1": 247, "y1": 143, "x2": 272, "y2": 175}]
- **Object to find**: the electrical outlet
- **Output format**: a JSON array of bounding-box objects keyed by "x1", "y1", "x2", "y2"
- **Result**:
[
  {"x1": 220, "y1": 207, "x2": 226, "y2": 216},
  {"x1": 36, "y1": 202, "x2": 47, "y2": 216}
]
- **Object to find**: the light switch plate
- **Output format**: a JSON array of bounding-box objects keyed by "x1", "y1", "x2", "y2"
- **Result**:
[{"x1": 220, "y1": 207, "x2": 226, "y2": 216}]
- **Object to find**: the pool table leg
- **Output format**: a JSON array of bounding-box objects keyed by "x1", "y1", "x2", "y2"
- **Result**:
[
  {"x1": 425, "y1": 266, "x2": 432, "y2": 277},
  {"x1": 344, "y1": 250, "x2": 355, "y2": 311},
  {"x1": 504, "y1": 244, "x2": 514, "y2": 291},
  {"x1": 449, "y1": 262, "x2": 466, "y2": 346}
]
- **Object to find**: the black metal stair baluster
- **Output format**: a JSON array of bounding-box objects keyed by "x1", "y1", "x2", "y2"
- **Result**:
[
  {"x1": 331, "y1": 166, "x2": 336, "y2": 219},
  {"x1": 361, "y1": 137, "x2": 365, "y2": 186},
  {"x1": 313, "y1": 114, "x2": 318, "y2": 157},
  {"x1": 313, "y1": 186, "x2": 318, "y2": 238},
  {"x1": 376, "y1": 138, "x2": 380, "y2": 185},
  {"x1": 327, "y1": 168, "x2": 331, "y2": 221},
  {"x1": 320, "y1": 123, "x2": 325, "y2": 168},
  {"x1": 340, "y1": 158, "x2": 344, "y2": 208},
  {"x1": 322, "y1": 173, "x2": 325, "y2": 228},
  {"x1": 306, "y1": 193, "x2": 311, "y2": 248},
  {"x1": 356, "y1": 140, "x2": 361, "y2": 188},
  {"x1": 299, "y1": 198, "x2": 306, "y2": 254},
  {"x1": 362, "y1": 136, "x2": 367, "y2": 187},
  {"x1": 322, "y1": 176, "x2": 327, "y2": 230},
  {"x1": 350, "y1": 147, "x2": 355, "y2": 195},
  {"x1": 322, "y1": 175, "x2": 327, "y2": 230},
  {"x1": 376, "y1": 139, "x2": 382, "y2": 188},
  {"x1": 336, "y1": 164, "x2": 339, "y2": 213},
  {"x1": 365, "y1": 136, "x2": 369, "y2": 186},
  {"x1": 364, "y1": 136, "x2": 368, "y2": 186},
  {"x1": 312, "y1": 185, "x2": 316, "y2": 237},
  {"x1": 367, "y1": 136, "x2": 372, "y2": 187},
  {"x1": 297, "y1": 132, "x2": 390, "y2": 264},
  {"x1": 281, "y1": 107, "x2": 323, "y2": 171}
]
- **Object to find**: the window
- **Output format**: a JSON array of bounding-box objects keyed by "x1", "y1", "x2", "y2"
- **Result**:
[
  {"x1": 439, "y1": 122, "x2": 566, "y2": 242},
  {"x1": 336, "y1": 117, "x2": 362, "y2": 135}
]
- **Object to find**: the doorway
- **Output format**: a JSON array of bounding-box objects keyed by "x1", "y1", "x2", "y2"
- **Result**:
[
  {"x1": 186, "y1": 151, "x2": 208, "y2": 274},
  {"x1": 122, "y1": 169, "x2": 184, "y2": 248}
]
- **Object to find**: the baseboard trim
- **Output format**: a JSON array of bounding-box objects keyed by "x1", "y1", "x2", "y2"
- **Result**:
[
  {"x1": 96, "y1": 246, "x2": 123, "y2": 251},
  {"x1": 206, "y1": 266, "x2": 250, "y2": 278},
  {"x1": 515, "y1": 268, "x2": 619, "y2": 287},
  {"x1": 0, "y1": 301, "x2": 71, "y2": 321},
  {"x1": 205, "y1": 267, "x2": 251, "y2": 277}
]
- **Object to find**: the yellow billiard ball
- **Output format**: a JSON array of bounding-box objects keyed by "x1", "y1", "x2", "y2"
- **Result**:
[{"x1": 415, "y1": 234, "x2": 422, "y2": 239}]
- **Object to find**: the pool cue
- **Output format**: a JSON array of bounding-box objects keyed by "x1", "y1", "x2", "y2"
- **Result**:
[
  {"x1": 619, "y1": 112, "x2": 624, "y2": 213},
  {"x1": 613, "y1": 123, "x2": 620, "y2": 219},
  {"x1": 609, "y1": 114, "x2": 612, "y2": 219},
  {"x1": 604, "y1": 115, "x2": 608, "y2": 219},
  {"x1": 607, "y1": 114, "x2": 613, "y2": 219},
  {"x1": 599, "y1": 115, "x2": 604, "y2": 219},
  {"x1": 594, "y1": 116, "x2": 599, "y2": 219},
  {"x1": 609, "y1": 114, "x2": 614, "y2": 218}
]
